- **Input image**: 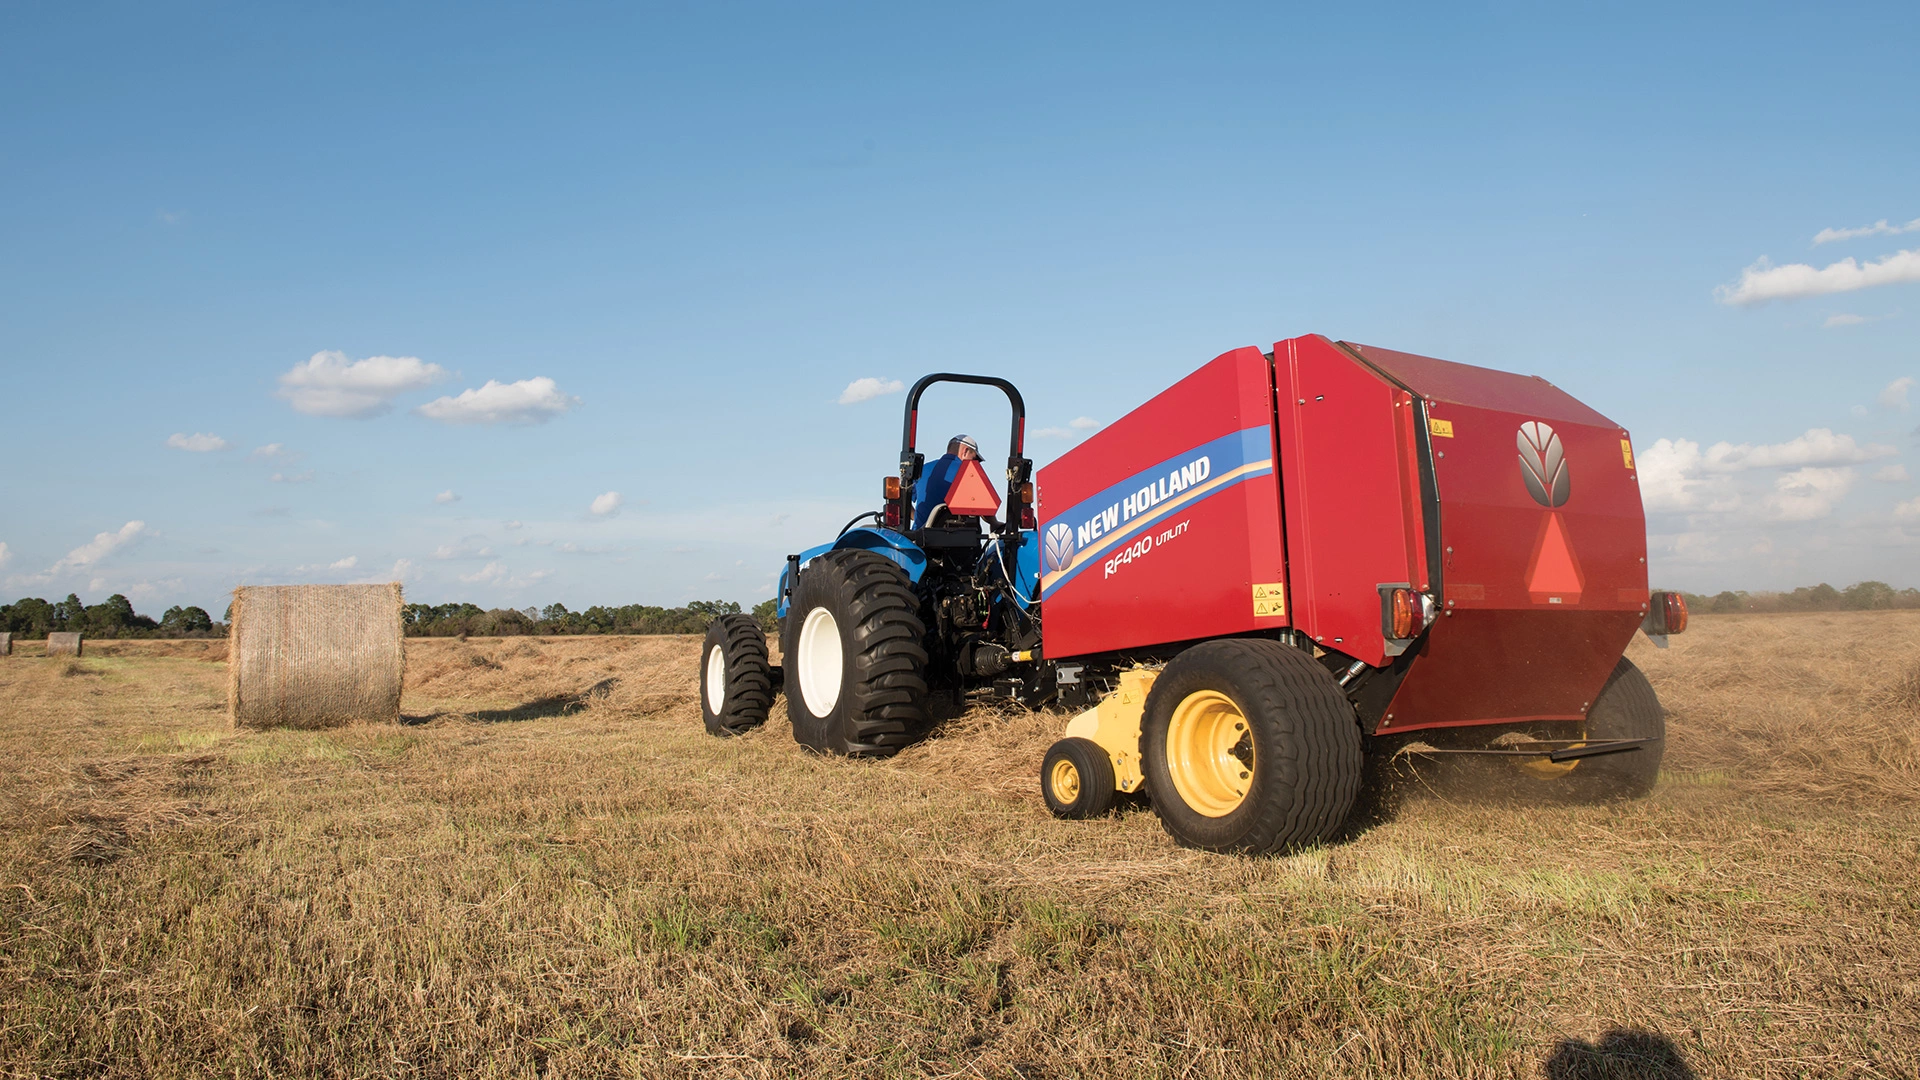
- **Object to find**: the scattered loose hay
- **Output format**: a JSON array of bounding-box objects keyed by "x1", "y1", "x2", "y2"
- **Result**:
[
  {"x1": 45, "y1": 632, "x2": 82, "y2": 657},
  {"x1": 228, "y1": 583, "x2": 405, "y2": 729}
]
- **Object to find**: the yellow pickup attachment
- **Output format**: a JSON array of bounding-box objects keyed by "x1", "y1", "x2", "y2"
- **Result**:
[{"x1": 1062, "y1": 668, "x2": 1159, "y2": 793}]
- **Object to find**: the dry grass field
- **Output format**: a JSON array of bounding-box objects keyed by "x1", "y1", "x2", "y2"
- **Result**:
[{"x1": 2, "y1": 613, "x2": 1917, "y2": 1078}]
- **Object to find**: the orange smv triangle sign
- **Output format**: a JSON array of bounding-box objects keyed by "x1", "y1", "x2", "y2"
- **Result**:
[
  {"x1": 1526, "y1": 512, "x2": 1584, "y2": 604},
  {"x1": 944, "y1": 460, "x2": 1002, "y2": 516}
]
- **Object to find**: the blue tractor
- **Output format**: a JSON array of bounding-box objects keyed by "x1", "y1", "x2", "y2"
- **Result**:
[{"x1": 698, "y1": 375, "x2": 1045, "y2": 756}]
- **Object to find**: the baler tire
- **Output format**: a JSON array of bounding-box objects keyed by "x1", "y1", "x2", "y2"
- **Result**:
[
  {"x1": 781, "y1": 549, "x2": 930, "y2": 757},
  {"x1": 699, "y1": 614, "x2": 774, "y2": 737},
  {"x1": 1560, "y1": 656, "x2": 1665, "y2": 801},
  {"x1": 1041, "y1": 738, "x2": 1116, "y2": 820},
  {"x1": 1139, "y1": 639, "x2": 1362, "y2": 855}
]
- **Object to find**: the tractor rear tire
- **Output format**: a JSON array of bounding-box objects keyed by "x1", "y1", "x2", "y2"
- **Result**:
[
  {"x1": 1140, "y1": 639, "x2": 1362, "y2": 855},
  {"x1": 700, "y1": 614, "x2": 774, "y2": 737},
  {"x1": 1560, "y1": 656, "x2": 1665, "y2": 801},
  {"x1": 1041, "y1": 738, "x2": 1116, "y2": 819},
  {"x1": 782, "y1": 549, "x2": 929, "y2": 757}
]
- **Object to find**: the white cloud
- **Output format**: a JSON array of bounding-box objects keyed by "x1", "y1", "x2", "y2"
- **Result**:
[
  {"x1": 460, "y1": 561, "x2": 507, "y2": 584},
  {"x1": 838, "y1": 377, "x2": 905, "y2": 405},
  {"x1": 1070, "y1": 416, "x2": 1100, "y2": 430},
  {"x1": 1715, "y1": 249, "x2": 1920, "y2": 305},
  {"x1": 1824, "y1": 313, "x2": 1868, "y2": 328},
  {"x1": 166, "y1": 432, "x2": 228, "y2": 452},
  {"x1": 249, "y1": 443, "x2": 290, "y2": 459},
  {"x1": 1814, "y1": 217, "x2": 1920, "y2": 245},
  {"x1": 1638, "y1": 429, "x2": 1894, "y2": 513},
  {"x1": 1878, "y1": 376, "x2": 1914, "y2": 410},
  {"x1": 415, "y1": 377, "x2": 578, "y2": 425},
  {"x1": 1896, "y1": 497, "x2": 1920, "y2": 522},
  {"x1": 1764, "y1": 467, "x2": 1855, "y2": 521},
  {"x1": 390, "y1": 559, "x2": 414, "y2": 580},
  {"x1": 431, "y1": 542, "x2": 495, "y2": 560},
  {"x1": 328, "y1": 556, "x2": 358, "y2": 570},
  {"x1": 277, "y1": 351, "x2": 448, "y2": 417},
  {"x1": 0, "y1": 542, "x2": 10, "y2": 568},
  {"x1": 269, "y1": 470, "x2": 315, "y2": 484},
  {"x1": 1697, "y1": 428, "x2": 1892, "y2": 471},
  {"x1": 434, "y1": 489, "x2": 460, "y2": 504},
  {"x1": 590, "y1": 491, "x2": 623, "y2": 517},
  {"x1": 1873, "y1": 464, "x2": 1909, "y2": 483},
  {"x1": 50, "y1": 521, "x2": 146, "y2": 574}
]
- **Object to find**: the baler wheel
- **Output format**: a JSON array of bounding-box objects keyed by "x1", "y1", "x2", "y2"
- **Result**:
[
  {"x1": 1041, "y1": 738, "x2": 1116, "y2": 819},
  {"x1": 699, "y1": 614, "x2": 775, "y2": 737},
  {"x1": 1140, "y1": 639, "x2": 1361, "y2": 855},
  {"x1": 1558, "y1": 656, "x2": 1665, "y2": 801},
  {"x1": 781, "y1": 549, "x2": 930, "y2": 757}
]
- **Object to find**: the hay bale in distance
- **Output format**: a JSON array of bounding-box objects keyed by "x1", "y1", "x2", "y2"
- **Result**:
[
  {"x1": 46, "y1": 632, "x2": 82, "y2": 658},
  {"x1": 0, "y1": 632, "x2": 10, "y2": 657},
  {"x1": 229, "y1": 584, "x2": 405, "y2": 729}
]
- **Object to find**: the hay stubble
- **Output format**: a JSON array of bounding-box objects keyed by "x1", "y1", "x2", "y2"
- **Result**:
[{"x1": 0, "y1": 615, "x2": 1916, "y2": 1078}]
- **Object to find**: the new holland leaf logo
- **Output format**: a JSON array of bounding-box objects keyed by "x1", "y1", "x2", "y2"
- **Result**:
[
  {"x1": 1043, "y1": 522, "x2": 1077, "y2": 574},
  {"x1": 1517, "y1": 421, "x2": 1571, "y2": 507}
]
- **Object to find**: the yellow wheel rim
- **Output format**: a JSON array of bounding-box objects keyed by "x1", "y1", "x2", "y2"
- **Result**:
[
  {"x1": 1050, "y1": 758, "x2": 1082, "y2": 804},
  {"x1": 1166, "y1": 690, "x2": 1255, "y2": 817},
  {"x1": 1520, "y1": 730, "x2": 1585, "y2": 779}
]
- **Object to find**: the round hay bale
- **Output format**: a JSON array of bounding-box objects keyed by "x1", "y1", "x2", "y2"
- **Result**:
[
  {"x1": 45, "y1": 632, "x2": 82, "y2": 658},
  {"x1": 0, "y1": 631, "x2": 11, "y2": 657},
  {"x1": 228, "y1": 583, "x2": 405, "y2": 729}
]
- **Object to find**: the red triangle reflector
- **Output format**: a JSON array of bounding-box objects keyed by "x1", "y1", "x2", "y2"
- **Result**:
[
  {"x1": 1527, "y1": 512, "x2": 1584, "y2": 604},
  {"x1": 944, "y1": 460, "x2": 1002, "y2": 516}
]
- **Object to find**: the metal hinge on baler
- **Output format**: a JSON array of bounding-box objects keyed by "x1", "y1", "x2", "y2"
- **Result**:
[{"x1": 1061, "y1": 668, "x2": 1158, "y2": 793}]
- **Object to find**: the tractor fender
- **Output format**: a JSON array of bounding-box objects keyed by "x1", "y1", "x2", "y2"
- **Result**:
[{"x1": 777, "y1": 528, "x2": 927, "y2": 618}]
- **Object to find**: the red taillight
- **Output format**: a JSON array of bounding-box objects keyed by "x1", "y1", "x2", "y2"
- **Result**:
[
  {"x1": 1644, "y1": 590, "x2": 1688, "y2": 636},
  {"x1": 883, "y1": 503, "x2": 902, "y2": 529},
  {"x1": 1662, "y1": 591, "x2": 1688, "y2": 635},
  {"x1": 1019, "y1": 508, "x2": 1037, "y2": 530},
  {"x1": 1390, "y1": 588, "x2": 1418, "y2": 639},
  {"x1": 883, "y1": 476, "x2": 901, "y2": 500}
]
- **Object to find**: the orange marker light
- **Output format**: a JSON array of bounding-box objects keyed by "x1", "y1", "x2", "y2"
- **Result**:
[
  {"x1": 1662, "y1": 591, "x2": 1688, "y2": 635},
  {"x1": 883, "y1": 476, "x2": 901, "y2": 500},
  {"x1": 1390, "y1": 588, "x2": 1419, "y2": 639}
]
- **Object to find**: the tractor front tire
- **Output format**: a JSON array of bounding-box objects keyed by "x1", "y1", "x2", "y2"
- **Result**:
[
  {"x1": 1140, "y1": 639, "x2": 1362, "y2": 855},
  {"x1": 782, "y1": 550, "x2": 929, "y2": 756},
  {"x1": 1560, "y1": 657, "x2": 1665, "y2": 801},
  {"x1": 700, "y1": 614, "x2": 774, "y2": 737}
]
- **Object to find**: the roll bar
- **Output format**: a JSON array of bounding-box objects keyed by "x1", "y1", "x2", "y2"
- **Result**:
[{"x1": 895, "y1": 373, "x2": 1033, "y2": 546}]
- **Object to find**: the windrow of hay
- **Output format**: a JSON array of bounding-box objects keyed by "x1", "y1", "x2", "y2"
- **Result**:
[
  {"x1": 45, "y1": 632, "x2": 82, "y2": 657},
  {"x1": 228, "y1": 584, "x2": 404, "y2": 730}
]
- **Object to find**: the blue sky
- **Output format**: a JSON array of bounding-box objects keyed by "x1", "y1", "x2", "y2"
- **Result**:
[{"x1": 2, "y1": 2, "x2": 1916, "y2": 614}]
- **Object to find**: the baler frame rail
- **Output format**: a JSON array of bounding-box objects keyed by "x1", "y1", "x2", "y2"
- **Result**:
[{"x1": 1396, "y1": 738, "x2": 1655, "y2": 763}]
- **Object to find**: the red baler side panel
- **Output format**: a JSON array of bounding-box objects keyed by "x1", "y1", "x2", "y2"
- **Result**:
[
  {"x1": 1036, "y1": 348, "x2": 1288, "y2": 659},
  {"x1": 1273, "y1": 335, "x2": 1428, "y2": 666}
]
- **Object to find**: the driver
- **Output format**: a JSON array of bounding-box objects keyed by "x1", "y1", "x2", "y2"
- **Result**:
[{"x1": 913, "y1": 434, "x2": 980, "y2": 529}]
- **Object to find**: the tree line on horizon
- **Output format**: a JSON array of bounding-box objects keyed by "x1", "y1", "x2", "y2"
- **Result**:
[
  {"x1": 6, "y1": 581, "x2": 1913, "y2": 642},
  {"x1": 1677, "y1": 580, "x2": 1920, "y2": 615},
  {"x1": 0, "y1": 594, "x2": 217, "y2": 639}
]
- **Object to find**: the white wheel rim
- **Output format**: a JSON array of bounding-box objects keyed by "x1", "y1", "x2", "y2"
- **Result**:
[
  {"x1": 796, "y1": 606, "x2": 844, "y2": 718},
  {"x1": 704, "y1": 643, "x2": 726, "y2": 714}
]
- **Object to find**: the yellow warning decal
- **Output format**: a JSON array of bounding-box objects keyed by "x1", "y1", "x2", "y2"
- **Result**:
[
  {"x1": 1428, "y1": 418, "x2": 1454, "y2": 438},
  {"x1": 1252, "y1": 582, "x2": 1286, "y2": 618},
  {"x1": 1620, "y1": 439, "x2": 1635, "y2": 469}
]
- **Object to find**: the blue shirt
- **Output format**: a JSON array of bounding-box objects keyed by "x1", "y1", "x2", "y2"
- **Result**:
[{"x1": 912, "y1": 454, "x2": 964, "y2": 529}]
